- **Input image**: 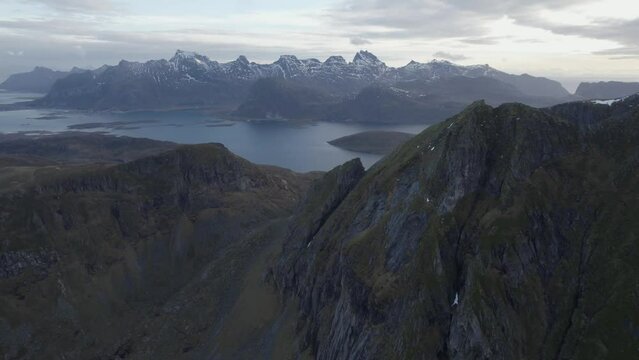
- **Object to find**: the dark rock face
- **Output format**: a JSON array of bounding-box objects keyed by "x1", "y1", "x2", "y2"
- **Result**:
[
  {"x1": 275, "y1": 158, "x2": 365, "y2": 293},
  {"x1": 272, "y1": 96, "x2": 639, "y2": 359},
  {"x1": 575, "y1": 81, "x2": 639, "y2": 100}
]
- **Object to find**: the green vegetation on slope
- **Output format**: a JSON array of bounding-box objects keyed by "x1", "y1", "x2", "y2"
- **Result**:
[{"x1": 274, "y1": 96, "x2": 639, "y2": 359}]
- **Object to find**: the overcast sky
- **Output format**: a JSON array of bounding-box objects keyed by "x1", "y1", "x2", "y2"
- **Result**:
[{"x1": 1, "y1": 0, "x2": 638, "y2": 91}]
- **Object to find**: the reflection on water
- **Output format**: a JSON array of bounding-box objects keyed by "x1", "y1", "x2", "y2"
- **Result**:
[{"x1": 0, "y1": 91, "x2": 429, "y2": 172}]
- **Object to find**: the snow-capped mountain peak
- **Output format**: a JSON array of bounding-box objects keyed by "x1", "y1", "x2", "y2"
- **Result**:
[
  {"x1": 277, "y1": 55, "x2": 299, "y2": 62},
  {"x1": 429, "y1": 59, "x2": 453, "y2": 65},
  {"x1": 324, "y1": 56, "x2": 347, "y2": 66},
  {"x1": 170, "y1": 50, "x2": 211, "y2": 64},
  {"x1": 44, "y1": 49, "x2": 570, "y2": 108},
  {"x1": 352, "y1": 50, "x2": 384, "y2": 66},
  {"x1": 235, "y1": 55, "x2": 250, "y2": 65}
]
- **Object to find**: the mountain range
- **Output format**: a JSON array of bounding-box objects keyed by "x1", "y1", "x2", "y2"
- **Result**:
[
  {"x1": 2, "y1": 50, "x2": 638, "y2": 124},
  {"x1": 1, "y1": 95, "x2": 638, "y2": 358},
  {"x1": 13, "y1": 50, "x2": 575, "y2": 122}
]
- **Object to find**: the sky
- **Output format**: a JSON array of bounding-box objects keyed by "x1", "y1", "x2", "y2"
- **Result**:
[{"x1": 1, "y1": 0, "x2": 638, "y2": 91}]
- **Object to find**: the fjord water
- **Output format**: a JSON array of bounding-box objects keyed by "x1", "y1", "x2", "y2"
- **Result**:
[{"x1": 0, "y1": 91, "x2": 427, "y2": 172}]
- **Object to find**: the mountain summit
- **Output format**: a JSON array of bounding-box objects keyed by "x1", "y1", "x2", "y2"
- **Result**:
[{"x1": 352, "y1": 50, "x2": 384, "y2": 66}]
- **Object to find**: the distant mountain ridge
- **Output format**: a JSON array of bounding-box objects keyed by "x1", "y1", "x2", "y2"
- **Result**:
[
  {"x1": 33, "y1": 50, "x2": 573, "y2": 115},
  {"x1": 0, "y1": 66, "x2": 85, "y2": 93},
  {"x1": 575, "y1": 81, "x2": 639, "y2": 100}
]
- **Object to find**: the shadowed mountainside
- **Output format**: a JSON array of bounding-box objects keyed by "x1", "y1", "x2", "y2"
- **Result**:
[
  {"x1": 1, "y1": 95, "x2": 638, "y2": 359},
  {"x1": 0, "y1": 142, "x2": 317, "y2": 359}
]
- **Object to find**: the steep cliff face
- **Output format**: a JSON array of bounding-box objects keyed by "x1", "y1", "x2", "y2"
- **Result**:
[
  {"x1": 273, "y1": 96, "x2": 639, "y2": 359},
  {"x1": 0, "y1": 143, "x2": 315, "y2": 359}
]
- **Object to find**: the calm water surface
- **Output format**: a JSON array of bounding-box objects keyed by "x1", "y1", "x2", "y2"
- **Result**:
[{"x1": 0, "y1": 90, "x2": 428, "y2": 172}]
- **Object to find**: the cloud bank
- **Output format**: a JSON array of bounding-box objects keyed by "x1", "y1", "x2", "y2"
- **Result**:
[{"x1": 0, "y1": 0, "x2": 637, "y2": 82}]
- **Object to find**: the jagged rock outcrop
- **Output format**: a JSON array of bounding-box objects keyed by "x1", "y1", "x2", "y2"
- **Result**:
[{"x1": 275, "y1": 158, "x2": 365, "y2": 291}]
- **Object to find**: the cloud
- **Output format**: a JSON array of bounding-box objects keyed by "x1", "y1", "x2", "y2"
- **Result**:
[
  {"x1": 1, "y1": 0, "x2": 638, "y2": 81},
  {"x1": 331, "y1": 1, "x2": 488, "y2": 39},
  {"x1": 7, "y1": 50, "x2": 24, "y2": 56},
  {"x1": 531, "y1": 17, "x2": 639, "y2": 56},
  {"x1": 350, "y1": 37, "x2": 371, "y2": 45},
  {"x1": 433, "y1": 51, "x2": 467, "y2": 61},
  {"x1": 330, "y1": 1, "x2": 605, "y2": 42},
  {"x1": 29, "y1": 0, "x2": 116, "y2": 13},
  {"x1": 460, "y1": 36, "x2": 502, "y2": 45}
]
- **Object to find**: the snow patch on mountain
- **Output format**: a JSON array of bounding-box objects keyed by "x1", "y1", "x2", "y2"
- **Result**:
[{"x1": 591, "y1": 97, "x2": 626, "y2": 105}]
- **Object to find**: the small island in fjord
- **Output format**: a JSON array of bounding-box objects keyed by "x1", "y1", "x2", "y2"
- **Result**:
[{"x1": 328, "y1": 130, "x2": 415, "y2": 154}]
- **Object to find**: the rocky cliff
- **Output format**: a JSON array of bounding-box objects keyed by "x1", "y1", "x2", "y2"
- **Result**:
[{"x1": 272, "y1": 96, "x2": 639, "y2": 359}]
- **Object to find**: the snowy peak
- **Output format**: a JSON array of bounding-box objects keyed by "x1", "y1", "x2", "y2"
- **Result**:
[
  {"x1": 352, "y1": 50, "x2": 384, "y2": 66},
  {"x1": 429, "y1": 59, "x2": 454, "y2": 65},
  {"x1": 277, "y1": 55, "x2": 299, "y2": 62},
  {"x1": 170, "y1": 50, "x2": 213, "y2": 68},
  {"x1": 324, "y1": 56, "x2": 347, "y2": 66},
  {"x1": 274, "y1": 55, "x2": 324, "y2": 78},
  {"x1": 172, "y1": 49, "x2": 196, "y2": 58},
  {"x1": 396, "y1": 58, "x2": 498, "y2": 80},
  {"x1": 235, "y1": 55, "x2": 249, "y2": 65},
  {"x1": 171, "y1": 50, "x2": 201, "y2": 62}
]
